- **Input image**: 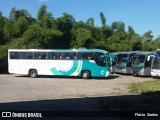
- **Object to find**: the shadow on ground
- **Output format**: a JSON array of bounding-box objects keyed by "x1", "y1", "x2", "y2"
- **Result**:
[
  {"x1": 0, "y1": 91, "x2": 160, "y2": 119},
  {"x1": 15, "y1": 74, "x2": 120, "y2": 80}
]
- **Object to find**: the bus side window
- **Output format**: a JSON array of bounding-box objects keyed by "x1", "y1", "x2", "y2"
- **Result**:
[
  {"x1": 20, "y1": 52, "x2": 27, "y2": 59},
  {"x1": 96, "y1": 52, "x2": 105, "y2": 57},
  {"x1": 70, "y1": 52, "x2": 74, "y2": 59},
  {"x1": 70, "y1": 52, "x2": 77, "y2": 60},
  {"x1": 83, "y1": 53, "x2": 88, "y2": 59},
  {"x1": 34, "y1": 52, "x2": 42, "y2": 59},
  {"x1": 87, "y1": 52, "x2": 94, "y2": 60},
  {"x1": 10, "y1": 52, "x2": 19, "y2": 59},
  {"x1": 55, "y1": 53, "x2": 61, "y2": 59},
  {"x1": 89, "y1": 52, "x2": 96, "y2": 60},
  {"x1": 100, "y1": 57, "x2": 106, "y2": 67},
  {"x1": 41, "y1": 52, "x2": 47, "y2": 59},
  {"x1": 48, "y1": 52, "x2": 55, "y2": 59},
  {"x1": 27, "y1": 52, "x2": 33, "y2": 59},
  {"x1": 78, "y1": 52, "x2": 83, "y2": 59},
  {"x1": 62, "y1": 52, "x2": 70, "y2": 59},
  {"x1": 94, "y1": 53, "x2": 105, "y2": 66}
]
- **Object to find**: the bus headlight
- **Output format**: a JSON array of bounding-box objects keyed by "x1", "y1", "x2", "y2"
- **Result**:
[
  {"x1": 151, "y1": 70, "x2": 155, "y2": 73},
  {"x1": 105, "y1": 71, "x2": 110, "y2": 77}
]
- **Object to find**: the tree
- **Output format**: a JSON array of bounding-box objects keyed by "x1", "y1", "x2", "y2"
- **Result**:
[
  {"x1": 142, "y1": 42, "x2": 153, "y2": 51},
  {"x1": 19, "y1": 25, "x2": 63, "y2": 49},
  {"x1": 131, "y1": 35, "x2": 142, "y2": 50},
  {"x1": 71, "y1": 28, "x2": 92, "y2": 48},
  {"x1": 9, "y1": 7, "x2": 17, "y2": 21},
  {"x1": 0, "y1": 12, "x2": 5, "y2": 30},
  {"x1": 37, "y1": 5, "x2": 47, "y2": 20},
  {"x1": 14, "y1": 16, "x2": 29, "y2": 37},
  {"x1": 143, "y1": 31, "x2": 153, "y2": 42},
  {"x1": 37, "y1": 5, "x2": 53, "y2": 28},
  {"x1": 52, "y1": 13, "x2": 75, "y2": 48},
  {"x1": 86, "y1": 17, "x2": 94, "y2": 26},
  {"x1": 111, "y1": 22, "x2": 125, "y2": 32},
  {"x1": 0, "y1": 12, "x2": 5, "y2": 44},
  {"x1": 99, "y1": 12, "x2": 106, "y2": 27},
  {"x1": 9, "y1": 7, "x2": 32, "y2": 22},
  {"x1": 151, "y1": 36, "x2": 160, "y2": 50},
  {"x1": 3, "y1": 19, "x2": 15, "y2": 42}
]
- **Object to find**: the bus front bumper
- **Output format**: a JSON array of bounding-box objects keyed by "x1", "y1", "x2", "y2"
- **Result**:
[{"x1": 151, "y1": 70, "x2": 160, "y2": 77}]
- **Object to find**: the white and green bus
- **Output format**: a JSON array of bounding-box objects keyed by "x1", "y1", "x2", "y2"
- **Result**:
[
  {"x1": 110, "y1": 51, "x2": 139, "y2": 74},
  {"x1": 131, "y1": 51, "x2": 154, "y2": 76},
  {"x1": 8, "y1": 49, "x2": 111, "y2": 79}
]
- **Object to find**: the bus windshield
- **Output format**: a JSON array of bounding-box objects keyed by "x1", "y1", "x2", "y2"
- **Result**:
[
  {"x1": 155, "y1": 50, "x2": 160, "y2": 57},
  {"x1": 131, "y1": 55, "x2": 138, "y2": 67},
  {"x1": 117, "y1": 54, "x2": 129, "y2": 67},
  {"x1": 132, "y1": 55, "x2": 146, "y2": 67},
  {"x1": 152, "y1": 57, "x2": 160, "y2": 69}
]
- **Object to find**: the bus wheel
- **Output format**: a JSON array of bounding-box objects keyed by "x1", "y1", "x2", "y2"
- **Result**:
[
  {"x1": 29, "y1": 69, "x2": 38, "y2": 78},
  {"x1": 82, "y1": 71, "x2": 90, "y2": 79}
]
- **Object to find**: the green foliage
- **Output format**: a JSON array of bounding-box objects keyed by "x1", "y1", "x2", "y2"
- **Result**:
[
  {"x1": 0, "y1": 5, "x2": 159, "y2": 73},
  {"x1": 142, "y1": 42, "x2": 153, "y2": 51},
  {"x1": 143, "y1": 30, "x2": 153, "y2": 42},
  {"x1": 152, "y1": 36, "x2": 160, "y2": 50},
  {"x1": 100, "y1": 12, "x2": 106, "y2": 27},
  {"x1": 71, "y1": 28, "x2": 92, "y2": 48},
  {"x1": 37, "y1": 5, "x2": 53, "y2": 28},
  {"x1": 14, "y1": 16, "x2": 30, "y2": 37},
  {"x1": 130, "y1": 80, "x2": 160, "y2": 93},
  {"x1": 3, "y1": 19, "x2": 15, "y2": 42},
  {"x1": 0, "y1": 45, "x2": 8, "y2": 73}
]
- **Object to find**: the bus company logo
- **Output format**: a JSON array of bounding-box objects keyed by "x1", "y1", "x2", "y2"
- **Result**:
[
  {"x1": 2, "y1": 112, "x2": 11, "y2": 117},
  {"x1": 101, "y1": 70, "x2": 105, "y2": 75}
]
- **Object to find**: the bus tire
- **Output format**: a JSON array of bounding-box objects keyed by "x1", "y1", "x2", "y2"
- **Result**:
[
  {"x1": 82, "y1": 71, "x2": 90, "y2": 79},
  {"x1": 29, "y1": 69, "x2": 38, "y2": 78}
]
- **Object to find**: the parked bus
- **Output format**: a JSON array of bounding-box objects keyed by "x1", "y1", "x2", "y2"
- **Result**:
[
  {"x1": 109, "y1": 52, "x2": 121, "y2": 73},
  {"x1": 151, "y1": 49, "x2": 160, "y2": 77},
  {"x1": 131, "y1": 52, "x2": 154, "y2": 76},
  {"x1": 115, "y1": 51, "x2": 139, "y2": 74},
  {"x1": 8, "y1": 49, "x2": 111, "y2": 79}
]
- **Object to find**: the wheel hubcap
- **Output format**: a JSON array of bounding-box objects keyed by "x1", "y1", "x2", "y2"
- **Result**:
[
  {"x1": 83, "y1": 73, "x2": 87, "y2": 78},
  {"x1": 32, "y1": 73, "x2": 36, "y2": 77}
]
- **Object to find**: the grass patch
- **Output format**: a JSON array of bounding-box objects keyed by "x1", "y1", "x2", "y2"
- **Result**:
[
  {"x1": 130, "y1": 80, "x2": 160, "y2": 93},
  {"x1": 100, "y1": 80, "x2": 160, "y2": 111}
]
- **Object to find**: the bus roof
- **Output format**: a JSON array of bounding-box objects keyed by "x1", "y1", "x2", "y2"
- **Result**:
[
  {"x1": 109, "y1": 51, "x2": 140, "y2": 55},
  {"x1": 109, "y1": 52, "x2": 122, "y2": 56},
  {"x1": 8, "y1": 49, "x2": 108, "y2": 54},
  {"x1": 134, "y1": 51, "x2": 155, "y2": 56}
]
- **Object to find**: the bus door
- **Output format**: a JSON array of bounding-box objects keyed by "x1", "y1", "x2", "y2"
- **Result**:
[
  {"x1": 126, "y1": 53, "x2": 136, "y2": 74},
  {"x1": 116, "y1": 54, "x2": 128, "y2": 72},
  {"x1": 144, "y1": 55, "x2": 154, "y2": 75}
]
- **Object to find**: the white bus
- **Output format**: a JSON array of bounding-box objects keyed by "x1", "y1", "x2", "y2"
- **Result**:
[
  {"x1": 8, "y1": 49, "x2": 111, "y2": 79},
  {"x1": 151, "y1": 49, "x2": 160, "y2": 77}
]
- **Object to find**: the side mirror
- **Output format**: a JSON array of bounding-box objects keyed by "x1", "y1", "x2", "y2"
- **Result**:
[
  {"x1": 147, "y1": 55, "x2": 154, "y2": 61},
  {"x1": 147, "y1": 56, "x2": 150, "y2": 61}
]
